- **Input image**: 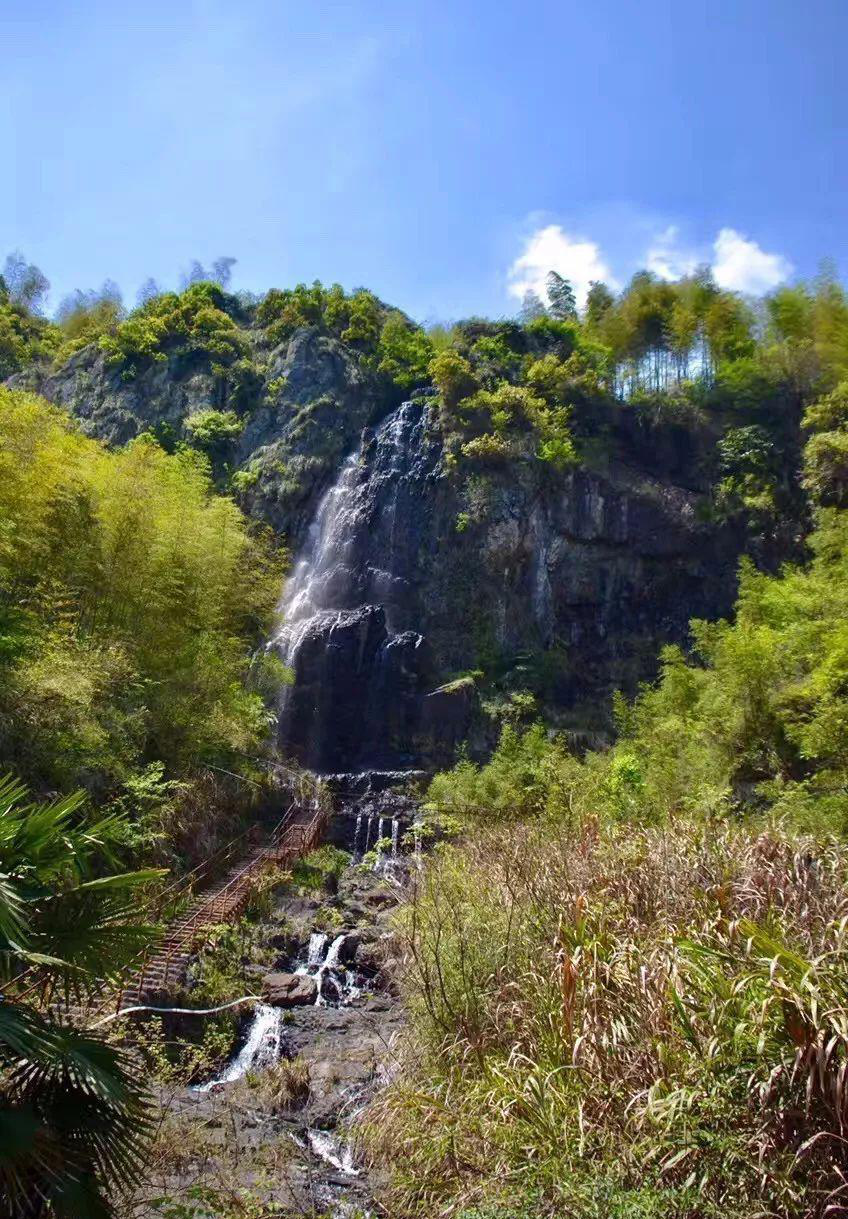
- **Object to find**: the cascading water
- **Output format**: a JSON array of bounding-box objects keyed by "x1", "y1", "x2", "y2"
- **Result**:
[
  {"x1": 268, "y1": 401, "x2": 436, "y2": 772},
  {"x1": 296, "y1": 932, "x2": 329, "y2": 975},
  {"x1": 194, "y1": 1003, "x2": 282, "y2": 1092},
  {"x1": 271, "y1": 452, "x2": 365, "y2": 710},
  {"x1": 295, "y1": 930, "x2": 360, "y2": 1005}
]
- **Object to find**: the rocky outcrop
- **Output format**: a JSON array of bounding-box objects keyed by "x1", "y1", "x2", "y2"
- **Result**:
[
  {"x1": 261, "y1": 971, "x2": 318, "y2": 1006},
  {"x1": 11, "y1": 325, "x2": 390, "y2": 548},
  {"x1": 279, "y1": 605, "x2": 429, "y2": 770},
  {"x1": 268, "y1": 394, "x2": 741, "y2": 770}
]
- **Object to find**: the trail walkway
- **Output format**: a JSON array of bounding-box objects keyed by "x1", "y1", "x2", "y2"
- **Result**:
[
  {"x1": 13, "y1": 800, "x2": 330, "y2": 1026},
  {"x1": 108, "y1": 801, "x2": 328, "y2": 1013}
]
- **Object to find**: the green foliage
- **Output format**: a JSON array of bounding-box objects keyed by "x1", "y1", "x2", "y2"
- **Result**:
[
  {"x1": 426, "y1": 723, "x2": 580, "y2": 820},
  {"x1": 440, "y1": 372, "x2": 578, "y2": 472},
  {"x1": 546, "y1": 270, "x2": 577, "y2": 321},
  {"x1": 400, "y1": 439, "x2": 848, "y2": 1214},
  {"x1": 53, "y1": 282, "x2": 125, "y2": 364},
  {"x1": 184, "y1": 407, "x2": 244, "y2": 452},
  {"x1": 377, "y1": 310, "x2": 434, "y2": 388},
  {"x1": 0, "y1": 773, "x2": 160, "y2": 1215},
  {"x1": 429, "y1": 348, "x2": 479, "y2": 415},
  {"x1": 0, "y1": 293, "x2": 58, "y2": 379},
  {"x1": 468, "y1": 333, "x2": 523, "y2": 385},
  {"x1": 369, "y1": 816, "x2": 848, "y2": 1218},
  {"x1": 341, "y1": 288, "x2": 382, "y2": 350},
  {"x1": 803, "y1": 380, "x2": 848, "y2": 507},
  {"x1": 229, "y1": 460, "x2": 261, "y2": 493},
  {"x1": 713, "y1": 424, "x2": 781, "y2": 521},
  {"x1": 288, "y1": 844, "x2": 351, "y2": 893},
  {"x1": 256, "y1": 279, "x2": 334, "y2": 340},
  {"x1": 255, "y1": 280, "x2": 432, "y2": 391},
  {"x1": 100, "y1": 282, "x2": 247, "y2": 376},
  {"x1": 0, "y1": 388, "x2": 279, "y2": 796}
]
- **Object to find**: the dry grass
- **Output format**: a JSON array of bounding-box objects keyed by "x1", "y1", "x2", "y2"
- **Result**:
[
  {"x1": 247, "y1": 1056, "x2": 312, "y2": 1112},
  {"x1": 365, "y1": 816, "x2": 848, "y2": 1217}
]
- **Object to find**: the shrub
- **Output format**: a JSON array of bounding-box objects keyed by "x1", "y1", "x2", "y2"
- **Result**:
[
  {"x1": 100, "y1": 282, "x2": 247, "y2": 374},
  {"x1": 430, "y1": 349, "x2": 478, "y2": 415},
  {"x1": 184, "y1": 407, "x2": 244, "y2": 450},
  {"x1": 377, "y1": 310, "x2": 434, "y2": 388}
]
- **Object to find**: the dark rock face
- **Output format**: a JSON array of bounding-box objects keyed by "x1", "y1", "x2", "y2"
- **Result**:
[
  {"x1": 278, "y1": 605, "x2": 429, "y2": 770},
  {"x1": 271, "y1": 401, "x2": 444, "y2": 771},
  {"x1": 17, "y1": 335, "x2": 745, "y2": 771},
  {"x1": 270, "y1": 395, "x2": 741, "y2": 770}
]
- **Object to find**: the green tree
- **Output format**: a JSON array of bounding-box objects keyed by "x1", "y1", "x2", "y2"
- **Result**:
[
  {"x1": 519, "y1": 290, "x2": 547, "y2": 323},
  {"x1": 0, "y1": 388, "x2": 278, "y2": 793},
  {"x1": 584, "y1": 280, "x2": 614, "y2": 327},
  {"x1": 546, "y1": 271, "x2": 577, "y2": 321}
]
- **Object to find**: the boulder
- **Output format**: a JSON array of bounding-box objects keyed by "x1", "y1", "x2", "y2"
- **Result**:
[{"x1": 261, "y1": 971, "x2": 317, "y2": 1007}]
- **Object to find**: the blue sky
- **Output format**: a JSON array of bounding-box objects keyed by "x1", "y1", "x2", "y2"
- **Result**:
[{"x1": 3, "y1": 0, "x2": 845, "y2": 320}]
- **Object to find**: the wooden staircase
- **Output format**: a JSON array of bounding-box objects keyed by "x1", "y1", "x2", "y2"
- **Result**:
[
  {"x1": 13, "y1": 800, "x2": 331, "y2": 1027},
  {"x1": 107, "y1": 802, "x2": 328, "y2": 1015}
]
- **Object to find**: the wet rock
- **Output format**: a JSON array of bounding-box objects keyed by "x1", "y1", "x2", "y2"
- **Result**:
[
  {"x1": 338, "y1": 928, "x2": 378, "y2": 964},
  {"x1": 268, "y1": 930, "x2": 299, "y2": 958},
  {"x1": 261, "y1": 971, "x2": 317, "y2": 1006},
  {"x1": 318, "y1": 972, "x2": 344, "y2": 1004},
  {"x1": 354, "y1": 941, "x2": 384, "y2": 975}
]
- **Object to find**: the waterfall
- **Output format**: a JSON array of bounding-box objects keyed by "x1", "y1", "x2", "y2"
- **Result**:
[
  {"x1": 314, "y1": 932, "x2": 347, "y2": 1006},
  {"x1": 294, "y1": 931, "x2": 359, "y2": 1006},
  {"x1": 194, "y1": 1003, "x2": 282, "y2": 1092},
  {"x1": 306, "y1": 1129, "x2": 360, "y2": 1177},
  {"x1": 270, "y1": 452, "x2": 364, "y2": 700},
  {"x1": 391, "y1": 817, "x2": 399, "y2": 857},
  {"x1": 296, "y1": 931, "x2": 329, "y2": 974},
  {"x1": 353, "y1": 811, "x2": 363, "y2": 856},
  {"x1": 374, "y1": 816, "x2": 387, "y2": 865},
  {"x1": 267, "y1": 401, "x2": 431, "y2": 771}
]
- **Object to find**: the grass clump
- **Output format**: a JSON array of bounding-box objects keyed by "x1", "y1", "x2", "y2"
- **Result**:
[
  {"x1": 288, "y1": 844, "x2": 350, "y2": 893},
  {"x1": 367, "y1": 816, "x2": 848, "y2": 1218}
]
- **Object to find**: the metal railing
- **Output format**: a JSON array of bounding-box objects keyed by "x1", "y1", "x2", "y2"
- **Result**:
[{"x1": 109, "y1": 798, "x2": 329, "y2": 1014}]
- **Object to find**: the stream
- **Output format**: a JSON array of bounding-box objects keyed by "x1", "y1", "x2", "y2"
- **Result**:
[{"x1": 159, "y1": 839, "x2": 407, "y2": 1218}]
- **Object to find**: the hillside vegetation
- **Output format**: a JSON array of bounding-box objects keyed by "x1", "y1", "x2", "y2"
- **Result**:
[
  {"x1": 368, "y1": 348, "x2": 848, "y2": 1215},
  {"x1": 0, "y1": 386, "x2": 284, "y2": 868},
  {"x1": 3, "y1": 249, "x2": 848, "y2": 1215}
]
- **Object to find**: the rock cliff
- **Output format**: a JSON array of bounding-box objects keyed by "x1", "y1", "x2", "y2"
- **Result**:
[{"x1": 13, "y1": 326, "x2": 744, "y2": 772}]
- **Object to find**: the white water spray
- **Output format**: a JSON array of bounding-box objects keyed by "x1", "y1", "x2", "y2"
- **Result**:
[{"x1": 194, "y1": 1003, "x2": 282, "y2": 1092}]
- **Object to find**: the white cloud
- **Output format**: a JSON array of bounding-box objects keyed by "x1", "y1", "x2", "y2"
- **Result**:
[
  {"x1": 507, "y1": 224, "x2": 617, "y2": 309},
  {"x1": 507, "y1": 219, "x2": 792, "y2": 312},
  {"x1": 645, "y1": 225, "x2": 701, "y2": 281},
  {"x1": 711, "y1": 228, "x2": 792, "y2": 294}
]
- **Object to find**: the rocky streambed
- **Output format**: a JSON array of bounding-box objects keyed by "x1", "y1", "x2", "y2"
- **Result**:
[{"x1": 131, "y1": 849, "x2": 408, "y2": 1218}]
